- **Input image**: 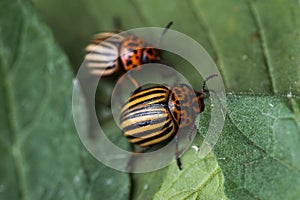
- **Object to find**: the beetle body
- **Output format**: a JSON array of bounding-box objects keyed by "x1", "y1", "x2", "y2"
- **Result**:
[
  {"x1": 84, "y1": 22, "x2": 173, "y2": 77},
  {"x1": 85, "y1": 32, "x2": 124, "y2": 76},
  {"x1": 85, "y1": 32, "x2": 160, "y2": 76},
  {"x1": 119, "y1": 84, "x2": 204, "y2": 147},
  {"x1": 120, "y1": 74, "x2": 217, "y2": 170}
]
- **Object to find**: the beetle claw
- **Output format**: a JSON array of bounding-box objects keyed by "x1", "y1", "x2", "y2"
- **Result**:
[{"x1": 176, "y1": 157, "x2": 182, "y2": 170}]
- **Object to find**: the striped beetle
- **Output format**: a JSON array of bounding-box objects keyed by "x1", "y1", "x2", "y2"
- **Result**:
[
  {"x1": 119, "y1": 74, "x2": 218, "y2": 170},
  {"x1": 84, "y1": 22, "x2": 173, "y2": 77}
]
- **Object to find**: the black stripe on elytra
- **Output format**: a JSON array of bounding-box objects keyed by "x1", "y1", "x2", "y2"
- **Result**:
[
  {"x1": 126, "y1": 119, "x2": 172, "y2": 139},
  {"x1": 97, "y1": 43, "x2": 119, "y2": 52},
  {"x1": 133, "y1": 124, "x2": 174, "y2": 145},
  {"x1": 120, "y1": 103, "x2": 166, "y2": 119},
  {"x1": 88, "y1": 51, "x2": 117, "y2": 57},
  {"x1": 87, "y1": 62, "x2": 116, "y2": 70},
  {"x1": 87, "y1": 58, "x2": 116, "y2": 63},
  {"x1": 120, "y1": 107, "x2": 166, "y2": 122},
  {"x1": 100, "y1": 41, "x2": 117, "y2": 48},
  {"x1": 87, "y1": 64, "x2": 116, "y2": 70},
  {"x1": 128, "y1": 95, "x2": 166, "y2": 110},
  {"x1": 122, "y1": 115, "x2": 168, "y2": 132},
  {"x1": 129, "y1": 88, "x2": 168, "y2": 103}
]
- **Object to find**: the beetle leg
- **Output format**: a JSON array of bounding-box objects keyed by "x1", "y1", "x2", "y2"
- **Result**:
[
  {"x1": 127, "y1": 71, "x2": 140, "y2": 89},
  {"x1": 125, "y1": 146, "x2": 151, "y2": 172},
  {"x1": 158, "y1": 21, "x2": 173, "y2": 46},
  {"x1": 175, "y1": 134, "x2": 182, "y2": 170},
  {"x1": 111, "y1": 71, "x2": 141, "y2": 108},
  {"x1": 188, "y1": 124, "x2": 198, "y2": 141},
  {"x1": 201, "y1": 74, "x2": 218, "y2": 95}
]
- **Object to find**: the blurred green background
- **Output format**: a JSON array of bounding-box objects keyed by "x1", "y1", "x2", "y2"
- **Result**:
[
  {"x1": 0, "y1": 0, "x2": 300, "y2": 200},
  {"x1": 32, "y1": 0, "x2": 300, "y2": 95}
]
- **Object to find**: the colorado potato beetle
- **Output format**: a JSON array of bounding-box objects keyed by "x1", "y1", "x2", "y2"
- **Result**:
[
  {"x1": 84, "y1": 22, "x2": 173, "y2": 77},
  {"x1": 119, "y1": 74, "x2": 218, "y2": 170}
]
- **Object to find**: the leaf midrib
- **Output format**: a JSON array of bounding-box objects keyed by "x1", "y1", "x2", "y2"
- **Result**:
[
  {"x1": 0, "y1": 19, "x2": 28, "y2": 200},
  {"x1": 188, "y1": 0, "x2": 229, "y2": 91},
  {"x1": 248, "y1": 0, "x2": 277, "y2": 94}
]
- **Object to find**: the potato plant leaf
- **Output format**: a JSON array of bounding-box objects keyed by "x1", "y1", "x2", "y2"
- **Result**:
[
  {"x1": 29, "y1": 0, "x2": 300, "y2": 199},
  {"x1": 199, "y1": 94, "x2": 300, "y2": 200},
  {"x1": 0, "y1": 1, "x2": 130, "y2": 199}
]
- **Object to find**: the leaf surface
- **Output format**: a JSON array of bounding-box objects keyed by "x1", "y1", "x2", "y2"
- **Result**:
[
  {"x1": 28, "y1": 0, "x2": 300, "y2": 199},
  {"x1": 199, "y1": 94, "x2": 300, "y2": 200},
  {"x1": 0, "y1": 1, "x2": 130, "y2": 199}
]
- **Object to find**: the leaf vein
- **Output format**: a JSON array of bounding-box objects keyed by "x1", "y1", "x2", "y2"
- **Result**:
[
  {"x1": 188, "y1": 0, "x2": 230, "y2": 90},
  {"x1": 158, "y1": 155, "x2": 216, "y2": 199},
  {"x1": 226, "y1": 180, "x2": 262, "y2": 200},
  {"x1": 0, "y1": 13, "x2": 28, "y2": 200},
  {"x1": 228, "y1": 113, "x2": 300, "y2": 172},
  {"x1": 289, "y1": 97, "x2": 300, "y2": 133},
  {"x1": 19, "y1": 57, "x2": 53, "y2": 141},
  {"x1": 248, "y1": 0, "x2": 277, "y2": 94}
]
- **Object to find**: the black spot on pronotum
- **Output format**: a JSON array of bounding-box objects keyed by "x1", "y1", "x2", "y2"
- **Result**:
[
  {"x1": 126, "y1": 60, "x2": 132, "y2": 66},
  {"x1": 147, "y1": 48, "x2": 154, "y2": 56},
  {"x1": 171, "y1": 93, "x2": 176, "y2": 101}
]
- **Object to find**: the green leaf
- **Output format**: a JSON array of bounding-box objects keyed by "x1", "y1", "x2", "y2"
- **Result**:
[
  {"x1": 0, "y1": 0, "x2": 129, "y2": 199},
  {"x1": 30, "y1": 0, "x2": 300, "y2": 199},
  {"x1": 199, "y1": 94, "x2": 300, "y2": 200},
  {"x1": 130, "y1": 168, "x2": 167, "y2": 200},
  {"x1": 130, "y1": 136, "x2": 227, "y2": 200},
  {"x1": 152, "y1": 145, "x2": 227, "y2": 200}
]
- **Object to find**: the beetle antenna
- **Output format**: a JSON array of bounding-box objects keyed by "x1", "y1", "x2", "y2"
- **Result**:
[
  {"x1": 158, "y1": 21, "x2": 173, "y2": 46},
  {"x1": 202, "y1": 73, "x2": 218, "y2": 93}
]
